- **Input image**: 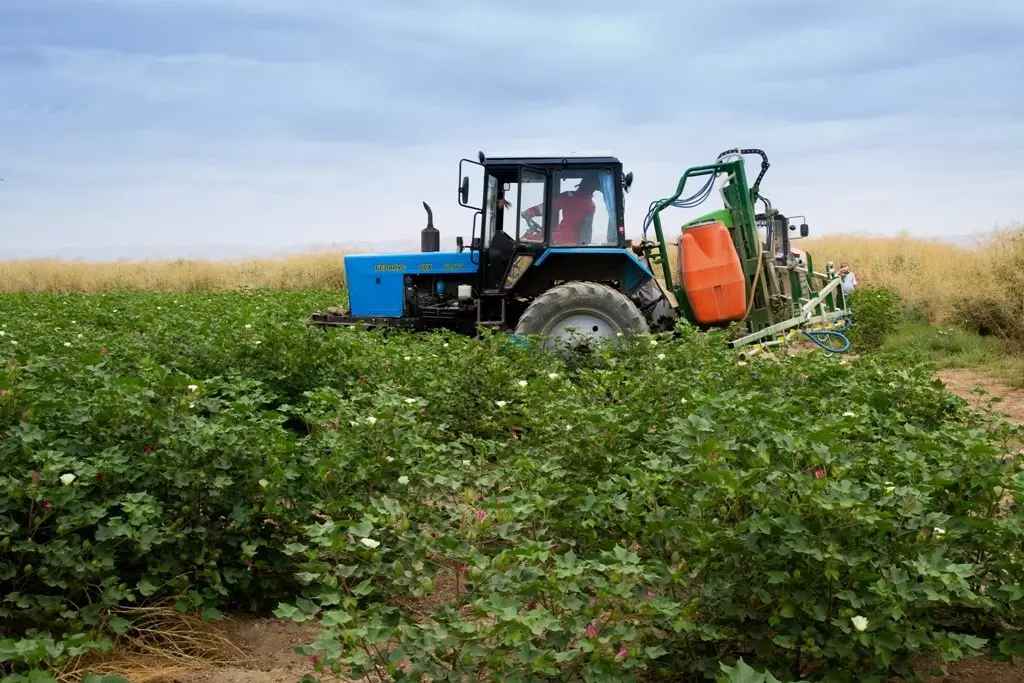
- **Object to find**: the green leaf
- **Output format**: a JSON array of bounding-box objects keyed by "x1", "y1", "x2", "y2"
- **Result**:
[
  {"x1": 202, "y1": 606, "x2": 223, "y2": 621},
  {"x1": 644, "y1": 645, "x2": 668, "y2": 659},
  {"x1": 107, "y1": 618, "x2": 131, "y2": 634},
  {"x1": 321, "y1": 610, "x2": 352, "y2": 627},
  {"x1": 349, "y1": 521, "x2": 373, "y2": 538}
]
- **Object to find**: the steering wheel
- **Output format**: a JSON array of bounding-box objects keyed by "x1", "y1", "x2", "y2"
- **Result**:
[{"x1": 521, "y1": 214, "x2": 543, "y2": 241}]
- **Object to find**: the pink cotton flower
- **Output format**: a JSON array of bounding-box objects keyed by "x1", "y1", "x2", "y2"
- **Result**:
[
  {"x1": 616, "y1": 646, "x2": 628, "y2": 661},
  {"x1": 815, "y1": 468, "x2": 825, "y2": 479},
  {"x1": 475, "y1": 508, "x2": 487, "y2": 524},
  {"x1": 586, "y1": 622, "x2": 598, "y2": 638}
]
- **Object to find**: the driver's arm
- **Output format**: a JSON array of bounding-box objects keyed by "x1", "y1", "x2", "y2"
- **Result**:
[{"x1": 522, "y1": 193, "x2": 566, "y2": 219}]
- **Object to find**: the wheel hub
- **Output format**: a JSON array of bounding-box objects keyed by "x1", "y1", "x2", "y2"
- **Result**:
[{"x1": 545, "y1": 312, "x2": 619, "y2": 351}]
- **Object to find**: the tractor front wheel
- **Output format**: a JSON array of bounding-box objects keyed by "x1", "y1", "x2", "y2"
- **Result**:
[{"x1": 514, "y1": 281, "x2": 649, "y2": 351}]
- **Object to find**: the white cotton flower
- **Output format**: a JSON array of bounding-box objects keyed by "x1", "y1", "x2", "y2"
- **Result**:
[
  {"x1": 443, "y1": 343, "x2": 449, "y2": 348},
  {"x1": 398, "y1": 475, "x2": 410, "y2": 485},
  {"x1": 737, "y1": 361, "x2": 748, "y2": 367},
  {"x1": 244, "y1": 324, "x2": 252, "y2": 329},
  {"x1": 187, "y1": 385, "x2": 199, "y2": 393},
  {"x1": 366, "y1": 416, "x2": 378, "y2": 425},
  {"x1": 189, "y1": 402, "x2": 195, "y2": 408},
  {"x1": 495, "y1": 400, "x2": 507, "y2": 408},
  {"x1": 0, "y1": 331, "x2": 5, "y2": 336},
  {"x1": 517, "y1": 380, "x2": 528, "y2": 387},
  {"x1": 657, "y1": 353, "x2": 665, "y2": 361},
  {"x1": 254, "y1": 340, "x2": 262, "y2": 345},
  {"x1": 64, "y1": 342, "x2": 71, "y2": 347},
  {"x1": 404, "y1": 398, "x2": 417, "y2": 404},
  {"x1": 77, "y1": 334, "x2": 83, "y2": 339},
  {"x1": 565, "y1": 424, "x2": 573, "y2": 431},
  {"x1": 547, "y1": 373, "x2": 559, "y2": 380},
  {"x1": 680, "y1": 398, "x2": 688, "y2": 405},
  {"x1": 404, "y1": 356, "x2": 411, "y2": 361},
  {"x1": 616, "y1": 332, "x2": 623, "y2": 337},
  {"x1": 60, "y1": 473, "x2": 76, "y2": 486},
  {"x1": 462, "y1": 459, "x2": 471, "y2": 466},
  {"x1": 360, "y1": 538, "x2": 381, "y2": 549},
  {"x1": 934, "y1": 527, "x2": 946, "y2": 536},
  {"x1": 10, "y1": 341, "x2": 17, "y2": 346},
  {"x1": 851, "y1": 616, "x2": 868, "y2": 632},
  {"x1": 843, "y1": 411, "x2": 856, "y2": 417},
  {"x1": 649, "y1": 339, "x2": 658, "y2": 346},
  {"x1": 385, "y1": 456, "x2": 394, "y2": 462}
]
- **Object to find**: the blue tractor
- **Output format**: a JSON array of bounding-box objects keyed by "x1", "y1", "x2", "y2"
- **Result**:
[
  {"x1": 311, "y1": 149, "x2": 851, "y2": 353},
  {"x1": 311, "y1": 151, "x2": 675, "y2": 349}
]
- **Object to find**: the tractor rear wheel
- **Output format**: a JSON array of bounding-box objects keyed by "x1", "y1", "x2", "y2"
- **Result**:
[{"x1": 514, "y1": 281, "x2": 649, "y2": 350}]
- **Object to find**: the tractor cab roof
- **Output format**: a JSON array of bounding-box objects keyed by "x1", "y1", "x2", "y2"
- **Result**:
[{"x1": 480, "y1": 155, "x2": 622, "y2": 174}]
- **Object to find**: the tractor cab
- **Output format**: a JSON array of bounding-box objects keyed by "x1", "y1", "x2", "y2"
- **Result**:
[
  {"x1": 456, "y1": 153, "x2": 648, "y2": 330},
  {"x1": 457, "y1": 154, "x2": 631, "y2": 288}
]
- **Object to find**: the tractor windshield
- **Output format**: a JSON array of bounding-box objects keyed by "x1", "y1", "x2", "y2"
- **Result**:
[{"x1": 551, "y1": 169, "x2": 618, "y2": 247}]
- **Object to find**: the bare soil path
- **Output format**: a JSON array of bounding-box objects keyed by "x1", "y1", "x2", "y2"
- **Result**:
[{"x1": 100, "y1": 369, "x2": 1024, "y2": 683}]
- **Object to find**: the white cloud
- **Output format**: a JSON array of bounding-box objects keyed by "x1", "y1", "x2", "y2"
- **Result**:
[{"x1": 0, "y1": 0, "x2": 1021, "y2": 256}]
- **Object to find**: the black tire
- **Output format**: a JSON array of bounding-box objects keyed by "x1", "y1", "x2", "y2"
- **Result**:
[{"x1": 514, "y1": 281, "x2": 649, "y2": 349}]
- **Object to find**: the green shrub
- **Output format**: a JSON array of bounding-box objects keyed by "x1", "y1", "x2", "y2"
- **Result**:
[
  {"x1": 847, "y1": 285, "x2": 903, "y2": 350},
  {"x1": 1, "y1": 293, "x2": 1022, "y2": 682},
  {"x1": 951, "y1": 295, "x2": 1024, "y2": 346}
]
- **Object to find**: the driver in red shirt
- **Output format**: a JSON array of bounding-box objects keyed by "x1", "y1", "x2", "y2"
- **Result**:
[{"x1": 521, "y1": 175, "x2": 598, "y2": 246}]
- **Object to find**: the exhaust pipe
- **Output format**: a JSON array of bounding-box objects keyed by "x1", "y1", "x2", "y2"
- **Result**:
[{"x1": 421, "y1": 202, "x2": 440, "y2": 253}]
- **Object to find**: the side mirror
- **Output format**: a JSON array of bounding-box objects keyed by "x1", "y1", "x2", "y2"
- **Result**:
[
  {"x1": 800, "y1": 223, "x2": 809, "y2": 237},
  {"x1": 460, "y1": 176, "x2": 470, "y2": 205},
  {"x1": 477, "y1": 150, "x2": 486, "y2": 164},
  {"x1": 623, "y1": 171, "x2": 634, "y2": 193}
]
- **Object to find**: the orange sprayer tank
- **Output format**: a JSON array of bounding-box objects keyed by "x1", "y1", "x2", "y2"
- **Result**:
[{"x1": 678, "y1": 221, "x2": 748, "y2": 324}]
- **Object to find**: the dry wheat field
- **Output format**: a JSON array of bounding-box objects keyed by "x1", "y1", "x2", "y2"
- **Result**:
[{"x1": 2, "y1": 226, "x2": 1022, "y2": 342}]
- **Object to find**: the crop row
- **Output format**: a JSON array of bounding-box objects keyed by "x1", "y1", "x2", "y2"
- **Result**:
[{"x1": 0, "y1": 291, "x2": 1021, "y2": 682}]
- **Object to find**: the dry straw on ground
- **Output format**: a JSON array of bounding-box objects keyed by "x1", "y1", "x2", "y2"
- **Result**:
[{"x1": 54, "y1": 601, "x2": 245, "y2": 683}]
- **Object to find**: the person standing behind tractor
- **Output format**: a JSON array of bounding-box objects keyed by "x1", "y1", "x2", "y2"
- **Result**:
[
  {"x1": 521, "y1": 175, "x2": 598, "y2": 246},
  {"x1": 839, "y1": 261, "x2": 857, "y2": 296}
]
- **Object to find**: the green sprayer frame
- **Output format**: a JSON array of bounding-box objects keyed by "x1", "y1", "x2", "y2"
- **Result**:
[{"x1": 642, "y1": 154, "x2": 851, "y2": 353}]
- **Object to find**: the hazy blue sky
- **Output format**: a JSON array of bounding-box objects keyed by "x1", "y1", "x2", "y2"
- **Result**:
[{"x1": 1, "y1": 0, "x2": 1022, "y2": 255}]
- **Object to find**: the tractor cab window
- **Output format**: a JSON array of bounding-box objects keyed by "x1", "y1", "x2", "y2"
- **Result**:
[
  {"x1": 550, "y1": 169, "x2": 618, "y2": 247},
  {"x1": 518, "y1": 169, "x2": 547, "y2": 245}
]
